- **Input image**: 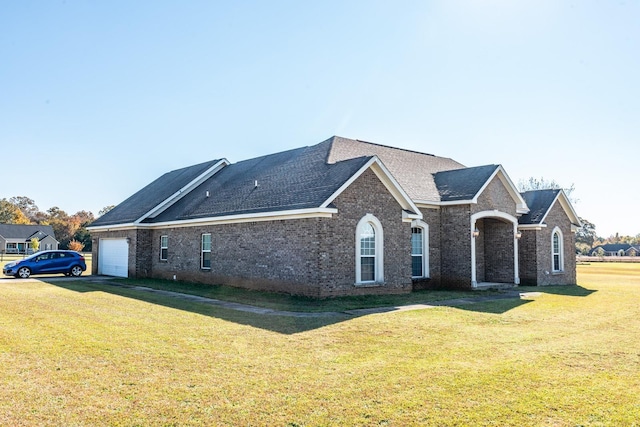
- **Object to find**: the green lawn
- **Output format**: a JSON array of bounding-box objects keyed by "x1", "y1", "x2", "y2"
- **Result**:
[
  {"x1": 0, "y1": 263, "x2": 639, "y2": 425},
  {"x1": 114, "y1": 277, "x2": 502, "y2": 312}
]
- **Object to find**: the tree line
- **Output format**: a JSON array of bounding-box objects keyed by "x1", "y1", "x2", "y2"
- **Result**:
[
  {"x1": 2, "y1": 185, "x2": 637, "y2": 255},
  {"x1": 0, "y1": 196, "x2": 114, "y2": 252}
]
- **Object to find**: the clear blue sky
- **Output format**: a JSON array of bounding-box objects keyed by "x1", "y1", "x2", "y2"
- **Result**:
[{"x1": 1, "y1": 1, "x2": 638, "y2": 237}]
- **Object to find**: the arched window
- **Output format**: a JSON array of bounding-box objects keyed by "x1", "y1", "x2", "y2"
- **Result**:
[
  {"x1": 356, "y1": 214, "x2": 384, "y2": 284},
  {"x1": 552, "y1": 228, "x2": 563, "y2": 272},
  {"x1": 411, "y1": 220, "x2": 429, "y2": 278}
]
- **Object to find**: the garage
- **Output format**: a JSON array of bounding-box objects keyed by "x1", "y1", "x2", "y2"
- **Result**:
[{"x1": 98, "y1": 238, "x2": 129, "y2": 277}]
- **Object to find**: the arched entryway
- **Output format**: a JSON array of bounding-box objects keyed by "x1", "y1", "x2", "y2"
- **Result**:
[{"x1": 471, "y1": 211, "x2": 520, "y2": 287}]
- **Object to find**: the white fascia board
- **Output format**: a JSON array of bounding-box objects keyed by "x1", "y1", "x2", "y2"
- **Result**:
[
  {"x1": 518, "y1": 224, "x2": 546, "y2": 230},
  {"x1": 558, "y1": 190, "x2": 582, "y2": 227},
  {"x1": 86, "y1": 223, "x2": 139, "y2": 232},
  {"x1": 146, "y1": 208, "x2": 338, "y2": 228},
  {"x1": 134, "y1": 159, "x2": 230, "y2": 224},
  {"x1": 471, "y1": 166, "x2": 529, "y2": 214},
  {"x1": 414, "y1": 201, "x2": 441, "y2": 209},
  {"x1": 320, "y1": 156, "x2": 422, "y2": 219},
  {"x1": 88, "y1": 208, "x2": 338, "y2": 231}
]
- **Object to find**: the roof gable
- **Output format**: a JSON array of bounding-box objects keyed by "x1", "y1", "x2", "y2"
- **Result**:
[
  {"x1": 519, "y1": 189, "x2": 581, "y2": 228},
  {"x1": 89, "y1": 139, "x2": 422, "y2": 229},
  {"x1": 434, "y1": 165, "x2": 529, "y2": 213},
  {"x1": 321, "y1": 156, "x2": 421, "y2": 218},
  {"x1": 90, "y1": 159, "x2": 226, "y2": 227},
  {"x1": 433, "y1": 165, "x2": 499, "y2": 202},
  {"x1": 148, "y1": 141, "x2": 376, "y2": 223}
]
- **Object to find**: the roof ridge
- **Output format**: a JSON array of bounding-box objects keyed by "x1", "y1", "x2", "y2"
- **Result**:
[{"x1": 332, "y1": 135, "x2": 441, "y2": 158}]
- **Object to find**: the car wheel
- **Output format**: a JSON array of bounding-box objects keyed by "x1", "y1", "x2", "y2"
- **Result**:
[
  {"x1": 70, "y1": 265, "x2": 83, "y2": 277},
  {"x1": 17, "y1": 267, "x2": 31, "y2": 279}
]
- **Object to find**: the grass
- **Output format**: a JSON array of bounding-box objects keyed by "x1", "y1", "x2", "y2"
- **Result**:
[
  {"x1": 114, "y1": 277, "x2": 501, "y2": 312},
  {"x1": 0, "y1": 263, "x2": 639, "y2": 425}
]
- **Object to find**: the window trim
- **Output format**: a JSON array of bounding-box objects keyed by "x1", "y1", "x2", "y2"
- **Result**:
[
  {"x1": 201, "y1": 233, "x2": 212, "y2": 270},
  {"x1": 160, "y1": 235, "x2": 168, "y2": 261},
  {"x1": 551, "y1": 227, "x2": 564, "y2": 273},
  {"x1": 411, "y1": 220, "x2": 429, "y2": 279},
  {"x1": 355, "y1": 214, "x2": 384, "y2": 284}
]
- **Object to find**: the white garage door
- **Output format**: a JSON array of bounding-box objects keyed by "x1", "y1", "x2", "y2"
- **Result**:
[{"x1": 99, "y1": 238, "x2": 129, "y2": 277}]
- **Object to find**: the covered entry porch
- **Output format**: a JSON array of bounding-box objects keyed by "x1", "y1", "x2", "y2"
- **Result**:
[{"x1": 471, "y1": 211, "x2": 521, "y2": 288}]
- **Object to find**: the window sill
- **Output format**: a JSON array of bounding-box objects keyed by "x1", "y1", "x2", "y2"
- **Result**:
[
  {"x1": 551, "y1": 270, "x2": 564, "y2": 275},
  {"x1": 354, "y1": 281, "x2": 385, "y2": 288}
]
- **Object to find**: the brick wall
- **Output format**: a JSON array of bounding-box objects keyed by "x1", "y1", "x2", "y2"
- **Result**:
[
  {"x1": 472, "y1": 176, "x2": 518, "y2": 217},
  {"x1": 145, "y1": 167, "x2": 412, "y2": 297},
  {"x1": 518, "y1": 230, "x2": 538, "y2": 285},
  {"x1": 533, "y1": 202, "x2": 577, "y2": 286},
  {"x1": 482, "y1": 218, "x2": 514, "y2": 283},
  {"x1": 439, "y1": 204, "x2": 472, "y2": 288},
  {"x1": 518, "y1": 201, "x2": 577, "y2": 286},
  {"x1": 315, "y1": 168, "x2": 412, "y2": 297},
  {"x1": 412, "y1": 207, "x2": 441, "y2": 289}
]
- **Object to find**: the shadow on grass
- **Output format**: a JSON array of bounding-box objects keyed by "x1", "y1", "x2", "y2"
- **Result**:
[
  {"x1": 518, "y1": 284, "x2": 596, "y2": 297},
  {"x1": 38, "y1": 278, "x2": 594, "y2": 334},
  {"x1": 43, "y1": 279, "x2": 351, "y2": 334},
  {"x1": 454, "y1": 298, "x2": 533, "y2": 314}
]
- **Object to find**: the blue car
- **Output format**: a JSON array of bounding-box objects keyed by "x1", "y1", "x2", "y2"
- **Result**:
[{"x1": 3, "y1": 250, "x2": 87, "y2": 278}]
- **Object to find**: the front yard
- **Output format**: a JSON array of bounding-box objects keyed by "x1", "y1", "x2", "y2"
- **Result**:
[{"x1": 0, "y1": 263, "x2": 639, "y2": 425}]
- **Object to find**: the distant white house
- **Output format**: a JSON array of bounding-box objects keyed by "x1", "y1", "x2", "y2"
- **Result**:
[{"x1": 0, "y1": 224, "x2": 59, "y2": 254}]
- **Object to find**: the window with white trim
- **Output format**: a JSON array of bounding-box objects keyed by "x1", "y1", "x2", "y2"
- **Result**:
[
  {"x1": 360, "y1": 223, "x2": 376, "y2": 281},
  {"x1": 552, "y1": 228, "x2": 563, "y2": 272},
  {"x1": 411, "y1": 220, "x2": 429, "y2": 279},
  {"x1": 160, "y1": 235, "x2": 168, "y2": 261},
  {"x1": 411, "y1": 228, "x2": 424, "y2": 278},
  {"x1": 201, "y1": 233, "x2": 211, "y2": 270},
  {"x1": 356, "y1": 214, "x2": 384, "y2": 284}
]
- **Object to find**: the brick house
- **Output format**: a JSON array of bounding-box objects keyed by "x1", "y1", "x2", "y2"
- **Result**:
[{"x1": 87, "y1": 136, "x2": 581, "y2": 296}]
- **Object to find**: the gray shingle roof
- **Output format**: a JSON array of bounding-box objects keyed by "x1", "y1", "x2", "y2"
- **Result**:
[
  {"x1": 593, "y1": 244, "x2": 635, "y2": 253},
  {"x1": 91, "y1": 159, "x2": 222, "y2": 227},
  {"x1": 519, "y1": 189, "x2": 560, "y2": 225},
  {"x1": 327, "y1": 136, "x2": 464, "y2": 202},
  {"x1": 0, "y1": 224, "x2": 56, "y2": 240},
  {"x1": 150, "y1": 140, "x2": 371, "y2": 222},
  {"x1": 433, "y1": 165, "x2": 500, "y2": 202},
  {"x1": 91, "y1": 135, "x2": 509, "y2": 227}
]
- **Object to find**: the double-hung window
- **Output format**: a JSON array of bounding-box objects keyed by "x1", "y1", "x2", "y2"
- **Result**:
[
  {"x1": 201, "y1": 233, "x2": 212, "y2": 270},
  {"x1": 355, "y1": 214, "x2": 384, "y2": 284},
  {"x1": 410, "y1": 220, "x2": 429, "y2": 279},
  {"x1": 160, "y1": 235, "x2": 168, "y2": 261},
  {"x1": 360, "y1": 223, "x2": 376, "y2": 282},
  {"x1": 411, "y1": 227, "x2": 424, "y2": 278}
]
